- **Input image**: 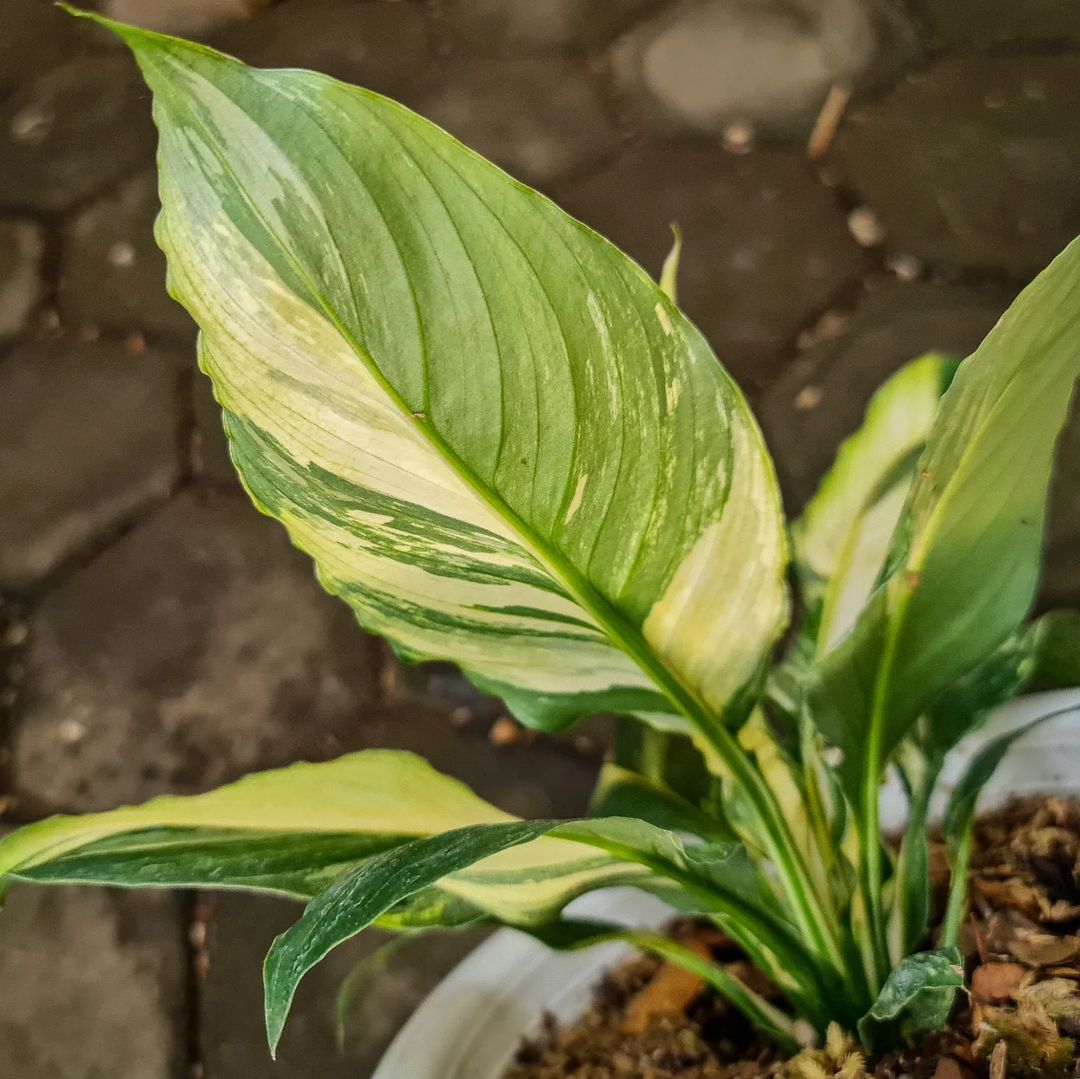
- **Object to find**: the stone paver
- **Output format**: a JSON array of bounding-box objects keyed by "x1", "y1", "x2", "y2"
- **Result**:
[
  {"x1": 830, "y1": 55, "x2": 1080, "y2": 274},
  {"x1": 560, "y1": 140, "x2": 865, "y2": 389},
  {"x1": 0, "y1": 340, "x2": 183, "y2": 591},
  {"x1": 908, "y1": 0, "x2": 1080, "y2": 47},
  {"x1": 0, "y1": 0, "x2": 93, "y2": 98},
  {"x1": 0, "y1": 881, "x2": 187, "y2": 1078},
  {"x1": 12, "y1": 489, "x2": 380, "y2": 813},
  {"x1": 101, "y1": 0, "x2": 270, "y2": 37},
  {"x1": 758, "y1": 282, "x2": 1011, "y2": 511},
  {"x1": 59, "y1": 170, "x2": 194, "y2": 341},
  {"x1": 211, "y1": 0, "x2": 429, "y2": 95},
  {"x1": 0, "y1": 218, "x2": 44, "y2": 340},
  {"x1": 440, "y1": 0, "x2": 657, "y2": 54},
  {"x1": 612, "y1": 0, "x2": 916, "y2": 137},
  {"x1": 410, "y1": 57, "x2": 622, "y2": 189},
  {"x1": 0, "y1": 55, "x2": 156, "y2": 215}
]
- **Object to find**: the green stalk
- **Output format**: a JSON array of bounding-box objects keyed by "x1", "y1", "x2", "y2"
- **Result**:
[
  {"x1": 621, "y1": 931, "x2": 801, "y2": 1053},
  {"x1": 940, "y1": 827, "x2": 971, "y2": 949},
  {"x1": 858, "y1": 590, "x2": 910, "y2": 991},
  {"x1": 557, "y1": 826, "x2": 828, "y2": 1005}
]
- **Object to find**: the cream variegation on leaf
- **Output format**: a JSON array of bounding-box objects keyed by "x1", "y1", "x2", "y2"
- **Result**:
[{"x1": 111, "y1": 24, "x2": 789, "y2": 739}]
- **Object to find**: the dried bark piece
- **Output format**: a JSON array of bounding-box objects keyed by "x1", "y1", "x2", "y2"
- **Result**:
[
  {"x1": 972, "y1": 963, "x2": 1026, "y2": 1004},
  {"x1": 620, "y1": 940, "x2": 710, "y2": 1035},
  {"x1": 932, "y1": 1057, "x2": 974, "y2": 1079}
]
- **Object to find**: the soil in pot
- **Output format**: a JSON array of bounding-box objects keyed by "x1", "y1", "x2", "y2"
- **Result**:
[{"x1": 505, "y1": 797, "x2": 1080, "y2": 1079}]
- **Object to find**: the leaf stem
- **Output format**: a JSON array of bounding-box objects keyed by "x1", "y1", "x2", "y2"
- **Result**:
[
  {"x1": 622, "y1": 931, "x2": 801, "y2": 1054},
  {"x1": 940, "y1": 827, "x2": 971, "y2": 950}
]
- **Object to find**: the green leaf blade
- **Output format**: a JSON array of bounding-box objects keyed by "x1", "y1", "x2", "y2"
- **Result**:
[
  {"x1": 263, "y1": 820, "x2": 556, "y2": 1055},
  {"x1": 857, "y1": 947, "x2": 965, "y2": 1054},
  {"x1": 814, "y1": 240, "x2": 1080, "y2": 793},
  {"x1": 794, "y1": 353, "x2": 956, "y2": 655},
  {"x1": 94, "y1": 19, "x2": 788, "y2": 740},
  {"x1": 0, "y1": 751, "x2": 643, "y2": 922}
]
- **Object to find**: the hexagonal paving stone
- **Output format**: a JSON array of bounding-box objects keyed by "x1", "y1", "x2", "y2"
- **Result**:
[
  {"x1": 409, "y1": 56, "x2": 622, "y2": 189},
  {"x1": 11, "y1": 489, "x2": 381, "y2": 813},
  {"x1": 59, "y1": 170, "x2": 194, "y2": 341},
  {"x1": 197, "y1": 714, "x2": 599, "y2": 1077},
  {"x1": 0, "y1": 218, "x2": 45, "y2": 340},
  {"x1": 0, "y1": 339, "x2": 183, "y2": 591},
  {"x1": 0, "y1": 54, "x2": 156, "y2": 214},
  {"x1": 0, "y1": 881, "x2": 187, "y2": 1078},
  {"x1": 559, "y1": 140, "x2": 865, "y2": 389},
  {"x1": 439, "y1": 0, "x2": 657, "y2": 54},
  {"x1": 0, "y1": 0, "x2": 96, "y2": 98},
  {"x1": 758, "y1": 282, "x2": 1011, "y2": 512},
  {"x1": 830, "y1": 55, "x2": 1080, "y2": 274},
  {"x1": 612, "y1": 0, "x2": 915, "y2": 137},
  {"x1": 908, "y1": 0, "x2": 1080, "y2": 47},
  {"x1": 100, "y1": 0, "x2": 270, "y2": 37},
  {"x1": 210, "y1": 0, "x2": 429, "y2": 95}
]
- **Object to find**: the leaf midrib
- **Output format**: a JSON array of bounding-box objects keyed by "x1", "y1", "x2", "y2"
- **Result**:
[{"x1": 157, "y1": 60, "x2": 731, "y2": 742}]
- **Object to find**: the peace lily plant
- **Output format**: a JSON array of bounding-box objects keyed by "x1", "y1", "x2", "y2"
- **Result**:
[{"x1": 4, "y1": 9, "x2": 1080, "y2": 1062}]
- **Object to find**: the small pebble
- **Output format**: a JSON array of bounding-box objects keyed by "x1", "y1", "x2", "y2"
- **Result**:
[
  {"x1": 721, "y1": 122, "x2": 754, "y2": 156},
  {"x1": 57, "y1": 718, "x2": 87, "y2": 745},
  {"x1": 108, "y1": 241, "x2": 137, "y2": 268},
  {"x1": 10, "y1": 103, "x2": 53, "y2": 144},
  {"x1": 489, "y1": 715, "x2": 522, "y2": 746},
  {"x1": 847, "y1": 206, "x2": 885, "y2": 248},
  {"x1": 794, "y1": 385, "x2": 823, "y2": 412},
  {"x1": 887, "y1": 252, "x2": 923, "y2": 282}
]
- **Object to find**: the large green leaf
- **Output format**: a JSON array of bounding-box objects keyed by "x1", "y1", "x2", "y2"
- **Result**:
[
  {"x1": 812, "y1": 242, "x2": 1080, "y2": 796},
  {"x1": 0, "y1": 751, "x2": 643, "y2": 921},
  {"x1": 794, "y1": 353, "x2": 955, "y2": 655},
  {"x1": 75, "y1": 12, "x2": 787, "y2": 743}
]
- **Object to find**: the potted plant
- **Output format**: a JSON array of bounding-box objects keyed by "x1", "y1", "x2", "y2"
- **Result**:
[{"x1": 3, "y1": 10, "x2": 1080, "y2": 1076}]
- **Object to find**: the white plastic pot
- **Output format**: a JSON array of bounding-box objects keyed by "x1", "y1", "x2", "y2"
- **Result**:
[{"x1": 373, "y1": 689, "x2": 1080, "y2": 1079}]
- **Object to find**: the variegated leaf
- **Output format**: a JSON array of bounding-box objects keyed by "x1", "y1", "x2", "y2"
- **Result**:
[
  {"x1": 794, "y1": 354, "x2": 955, "y2": 654},
  {"x1": 812, "y1": 237, "x2": 1080, "y2": 796},
  {"x1": 83, "y1": 13, "x2": 788, "y2": 740},
  {"x1": 0, "y1": 751, "x2": 644, "y2": 923}
]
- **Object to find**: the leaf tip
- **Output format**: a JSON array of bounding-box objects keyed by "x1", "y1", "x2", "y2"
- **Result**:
[{"x1": 263, "y1": 943, "x2": 293, "y2": 1060}]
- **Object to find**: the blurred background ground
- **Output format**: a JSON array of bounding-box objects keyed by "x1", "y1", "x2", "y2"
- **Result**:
[{"x1": 1, "y1": 0, "x2": 1079, "y2": 1075}]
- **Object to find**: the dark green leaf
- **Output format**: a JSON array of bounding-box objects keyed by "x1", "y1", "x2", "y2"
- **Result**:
[
  {"x1": 264, "y1": 820, "x2": 557, "y2": 1054},
  {"x1": 857, "y1": 947, "x2": 965, "y2": 1053}
]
